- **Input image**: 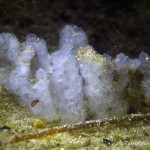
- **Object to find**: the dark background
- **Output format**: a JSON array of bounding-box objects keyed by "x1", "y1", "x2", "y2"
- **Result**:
[{"x1": 0, "y1": 0, "x2": 150, "y2": 57}]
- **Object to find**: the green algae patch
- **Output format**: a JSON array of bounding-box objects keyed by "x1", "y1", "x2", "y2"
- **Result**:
[
  {"x1": 0, "y1": 88, "x2": 150, "y2": 150},
  {"x1": 76, "y1": 46, "x2": 107, "y2": 63}
]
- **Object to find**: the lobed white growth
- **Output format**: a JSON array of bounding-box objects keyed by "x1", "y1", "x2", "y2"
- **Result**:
[{"x1": 0, "y1": 25, "x2": 150, "y2": 124}]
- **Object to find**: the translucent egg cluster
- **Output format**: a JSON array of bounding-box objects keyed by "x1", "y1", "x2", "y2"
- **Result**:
[{"x1": 0, "y1": 25, "x2": 149, "y2": 124}]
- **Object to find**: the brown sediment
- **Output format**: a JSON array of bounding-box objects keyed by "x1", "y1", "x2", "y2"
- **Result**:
[{"x1": 11, "y1": 113, "x2": 150, "y2": 143}]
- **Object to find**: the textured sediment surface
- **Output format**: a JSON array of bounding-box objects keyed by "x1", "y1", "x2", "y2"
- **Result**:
[{"x1": 0, "y1": 89, "x2": 150, "y2": 149}]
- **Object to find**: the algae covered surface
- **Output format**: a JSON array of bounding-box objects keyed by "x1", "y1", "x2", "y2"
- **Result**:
[{"x1": 0, "y1": 88, "x2": 150, "y2": 149}]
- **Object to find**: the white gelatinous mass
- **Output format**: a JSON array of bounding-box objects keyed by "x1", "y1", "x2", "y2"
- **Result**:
[{"x1": 0, "y1": 25, "x2": 150, "y2": 124}]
